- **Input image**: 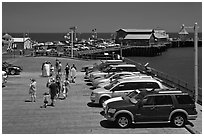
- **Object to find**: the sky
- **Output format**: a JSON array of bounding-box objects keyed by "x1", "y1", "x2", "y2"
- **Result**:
[{"x1": 2, "y1": 2, "x2": 202, "y2": 33}]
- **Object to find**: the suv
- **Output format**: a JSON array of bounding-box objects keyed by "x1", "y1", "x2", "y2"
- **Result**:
[
  {"x1": 89, "y1": 64, "x2": 139, "y2": 81},
  {"x1": 90, "y1": 78, "x2": 164, "y2": 105},
  {"x1": 103, "y1": 90, "x2": 197, "y2": 128}
]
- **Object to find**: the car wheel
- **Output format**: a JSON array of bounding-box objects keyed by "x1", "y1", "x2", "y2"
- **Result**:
[
  {"x1": 99, "y1": 97, "x2": 109, "y2": 106},
  {"x1": 10, "y1": 69, "x2": 16, "y2": 75},
  {"x1": 171, "y1": 114, "x2": 186, "y2": 127},
  {"x1": 116, "y1": 114, "x2": 131, "y2": 128}
]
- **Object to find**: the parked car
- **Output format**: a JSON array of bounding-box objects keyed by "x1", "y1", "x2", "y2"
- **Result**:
[
  {"x1": 92, "y1": 71, "x2": 138, "y2": 88},
  {"x1": 103, "y1": 90, "x2": 197, "y2": 128},
  {"x1": 102, "y1": 88, "x2": 176, "y2": 111},
  {"x1": 102, "y1": 89, "x2": 141, "y2": 110},
  {"x1": 89, "y1": 64, "x2": 139, "y2": 82},
  {"x1": 97, "y1": 74, "x2": 155, "y2": 88},
  {"x1": 85, "y1": 60, "x2": 124, "y2": 78},
  {"x1": 90, "y1": 78, "x2": 164, "y2": 105},
  {"x1": 2, "y1": 61, "x2": 23, "y2": 75},
  {"x1": 2, "y1": 71, "x2": 8, "y2": 87}
]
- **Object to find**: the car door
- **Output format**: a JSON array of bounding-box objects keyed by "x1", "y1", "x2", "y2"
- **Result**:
[
  {"x1": 153, "y1": 95, "x2": 174, "y2": 121},
  {"x1": 110, "y1": 82, "x2": 135, "y2": 98},
  {"x1": 136, "y1": 96, "x2": 158, "y2": 122}
]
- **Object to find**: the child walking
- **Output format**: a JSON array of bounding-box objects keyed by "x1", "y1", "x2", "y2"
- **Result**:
[
  {"x1": 29, "y1": 78, "x2": 37, "y2": 102},
  {"x1": 40, "y1": 92, "x2": 49, "y2": 108}
]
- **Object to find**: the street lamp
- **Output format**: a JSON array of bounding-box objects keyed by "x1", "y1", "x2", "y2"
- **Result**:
[
  {"x1": 119, "y1": 37, "x2": 123, "y2": 58},
  {"x1": 70, "y1": 26, "x2": 77, "y2": 58},
  {"x1": 181, "y1": 23, "x2": 199, "y2": 102}
]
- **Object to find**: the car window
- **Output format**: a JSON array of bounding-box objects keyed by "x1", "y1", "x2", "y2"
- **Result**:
[
  {"x1": 102, "y1": 66, "x2": 111, "y2": 72},
  {"x1": 154, "y1": 95, "x2": 173, "y2": 105},
  {"x1": 138, "y1": 82, "x2": 160, "y2": 89},
  {"x1": 175, "y1": 95, "x2": 194, "y2": 104},
  {"x1": 143, "y1": 96, "x2": 154, "y2": 105},
  {"x1": 112, "y1": 74, "x2": 119, "y2": 79},
  {"x1": 127, "y1": 67, "x2": 138, "y2": 72},
  {"x1": 109, "y1": 67, "x2": 116, "y2": 72},
  {"x1": 112, "y1": 82, "x2": 134, "y2": 91},
  {"x1": 104, "y1": 80, "x2": 119, "y2": 90}
]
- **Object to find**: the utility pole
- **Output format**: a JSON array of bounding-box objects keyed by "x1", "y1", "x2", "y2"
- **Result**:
[
  {"x1": 194, "y1": 22, "x2": 198, "y2": 103},
  {"x1": 119, "y1": 37, "x2": 123, "y2": 58},
  {"x1": 181, "y1": 23, "x2": 199, "y2": 102}
]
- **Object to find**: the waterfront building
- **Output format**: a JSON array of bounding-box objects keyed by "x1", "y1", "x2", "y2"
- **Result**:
[
  {"x1": 115, "y1": 28, "x2": 169, "y2": 46},
  {"x1": 12, "y1": 37, "x2": 33, "y2": 49}
]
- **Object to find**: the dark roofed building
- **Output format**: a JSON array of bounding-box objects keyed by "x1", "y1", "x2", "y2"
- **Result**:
[{"x1": 115, "y1": 28, "x2": 169, "y2": 46}]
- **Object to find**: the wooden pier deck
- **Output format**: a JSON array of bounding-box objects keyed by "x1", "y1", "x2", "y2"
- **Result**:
[{"x1": 77, "y1": 45, "x2": 168, "y2": 59}]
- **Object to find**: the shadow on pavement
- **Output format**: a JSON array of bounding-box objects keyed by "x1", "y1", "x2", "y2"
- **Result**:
[
  {"x1": 84, "y1": 79, "x2": 90, "y2": 82},
  {"x1": 89, "y1": 86, "x2": 96, "y2": 90},
  {"x1": 86, "y1": 83, "x2": 92, "y2": 86},
  {"x1": 100, "y1": 120, "x2": 179, "y2": 129},
  {"x1": 87, "y1": 102, "x2": 102, "y2": 108},
  {"x1": 24, "y1": 99, "x2": 32, "y2": 102}
]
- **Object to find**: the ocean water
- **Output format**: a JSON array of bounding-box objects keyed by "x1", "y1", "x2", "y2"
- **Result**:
[
  {"x1": 4, "y1": 32, "x2": 202, "y2": 42},
  {"x1": 128, "y1": 47, "x2": 202, "y2": 88},
  {"x1": 5, "y1": 33, "x2": 115, "y2": 42}
]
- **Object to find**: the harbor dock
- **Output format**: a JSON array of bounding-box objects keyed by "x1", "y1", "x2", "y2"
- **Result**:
[
  {"x1": 77, "y1": 44, "x2": 168, "y2": 59},
  {"x1": 2, "y1": 56, "x2": 202, "y2": 134}
]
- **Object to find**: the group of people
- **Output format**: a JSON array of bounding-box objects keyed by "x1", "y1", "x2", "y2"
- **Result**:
[
  {"x1": 41, "y1": 61, "x2": 54, "y2": 77},
  {"x1": 29, "y1": 58, "x2": 78, "y2": 108},
  {"x1": 41, "y1": 59, "x2": 77, "y2": 83},
  {"x1": 44, "y1": 76, "x2": 70, "y2": 107}
]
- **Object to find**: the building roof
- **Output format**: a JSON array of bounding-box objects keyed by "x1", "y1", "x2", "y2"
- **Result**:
[
  {"x1": 12, "y1": 38, "x2": 30, "y2": 43},
  {"x1": 178, "y1": 28, "x2": 189, "y2": 35},
  {"x1": 178, "y1": 25, "x2": 189, "y2": 35},
  {"x1": 124, "y1": 34, "x2": 152, "y2": 40},
  {"x1": 154, "y1": 33, "x2": 169, "y2": 39},
  {"x1": 118, "y1": 29, "x2": 153, "y2": 33}
]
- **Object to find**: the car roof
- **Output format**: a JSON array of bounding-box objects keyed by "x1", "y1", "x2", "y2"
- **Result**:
[
  {"x1": 110, "y1": 64, "x2": 136, "y2": 67},
  {"x1": 101, "y1": 60, "x2": 124, "y2": 63},
  {"x1": 113, "y1": 71, "x2": 135, "y2": 75},
  {"x1": 118, "y1": 77, "x2": 159, "y2": 83},
  {"x1": 146, "y1": 91, "x2": 189, "y2": 97}
]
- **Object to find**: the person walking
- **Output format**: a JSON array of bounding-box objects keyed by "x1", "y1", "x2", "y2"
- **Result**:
[
  {"x1": 58, "y1": 61, "x2": 62, "y2": 75},
  {"x1": 55, "y1": 74, "x2": 61, "y2": 98},
  {"x1": 50, "y1": 64, "x2": 54, "y2": 77},
  {"x1": 65, "y1": 63, "x2": 70, "y2": 79},
  {"x1": 55, "y1": 59, "x2": 59, "y2": 74},
  {"x1": 41, "y1": 62, "x2": 46, "y2": 76},
  {"x1": 62, "y1": 77, "x2": 70, "y2": 99},
  {"x1": 40, "y1": 92, "x2": 49, "y2": 108},
  {"x1": 29, "y1": 78, "x2": 37, "y2": 102},
  {"x1": 70, "y1": 64, "x2": 77, "y2": 83},
  {"x1": 48, "y1": 78, "x2": 58, "y2": 107}
]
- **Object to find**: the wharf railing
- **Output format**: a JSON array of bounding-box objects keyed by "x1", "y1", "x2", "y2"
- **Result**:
[{"x1": 124, "y1": 57, "x2": 202, "y2": 105}]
